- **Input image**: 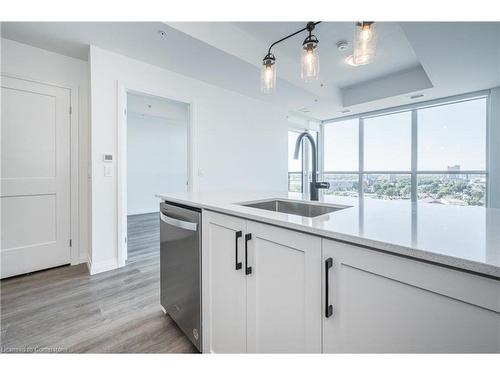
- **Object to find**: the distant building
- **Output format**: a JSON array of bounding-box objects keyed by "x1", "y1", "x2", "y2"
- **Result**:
[{"x1": 447, "y1": 165, "x2": 464, "y2": 180}]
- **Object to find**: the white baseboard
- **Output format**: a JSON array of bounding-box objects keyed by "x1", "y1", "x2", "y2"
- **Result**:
[
  {"x1": 70, "y1": 253, "x2": 88, "y2": 267},
  {"x1": 127, "y1": 208, "x2": 159, "y2": 216},
  {"x1": 85, "y1": 255, "x2": 92, "y2": 274},
  {"x1": 78, "y1": 252, "x2": 89, "y2": 265},
  {"x1": 90, "y1": 258, "x2": 120, "y2": 275}
]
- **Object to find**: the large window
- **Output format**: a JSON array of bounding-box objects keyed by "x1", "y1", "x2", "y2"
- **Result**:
[
  {"x1": 417, "y1": 99, "x2": 486, "y2": 171},
  {"x1": 416, "y1": 98, "x2": 487, "y2": 205},
  {"x1": 364, "y1": 112, "x2": 411, "y2": 171},
  {"x1": 322, "y1": 118, "x2": 359, "y2": 197},
  {"x1": 324, "y1": 118, "x2": 358, "y2": 171},
  {"x1": 322, "y1": 95, "x2": 488, "y2": 206}
]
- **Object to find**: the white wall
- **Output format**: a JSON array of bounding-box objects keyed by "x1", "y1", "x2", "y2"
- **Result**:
[
  {"x1": 127, "y1": 111, "x2": 188, "y2": 215},
  {"x1": 1, "y1": 38, "x2": 91, "y2": 265},
  {"x1": 89, "y1": 46, "x2": 288, "y2": 273}
]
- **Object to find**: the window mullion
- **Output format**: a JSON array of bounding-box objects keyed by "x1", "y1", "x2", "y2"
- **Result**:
[
  {"x1": 319, "y1": 123, "x2": 324, "y2": 181},
  {"x1": 411, "y1": 109, "x2": 418, "y2": 203},
  {"x1": 359, "y1": 118, "x2": 364, "y2": 199}
]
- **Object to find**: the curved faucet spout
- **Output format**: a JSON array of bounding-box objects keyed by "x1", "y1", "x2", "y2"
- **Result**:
[{"x1": 293, "y1": 132, "x2": 316, "y2": 161}]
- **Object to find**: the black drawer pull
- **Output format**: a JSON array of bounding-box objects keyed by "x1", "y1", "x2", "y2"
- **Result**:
[
  {"x1": 245, "y1": 233, "x2": 252, "y2": 275},
  {"x1": 325, "y1": 257, "x2": 333, "y2": 318},
  {"x1": 235, "y1": 231, "x2": 242, "y2": 270}
]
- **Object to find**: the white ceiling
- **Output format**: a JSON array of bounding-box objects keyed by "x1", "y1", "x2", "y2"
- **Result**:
[
  {"x1": 2, "y1": 21, "x2": 499, "y2": 120},
  {"x1": 233, "y1": 21, "x2": 420, "y2": 88},
  {"x1": 1, "y1": 21, "x2": 315, "y2": 115}
]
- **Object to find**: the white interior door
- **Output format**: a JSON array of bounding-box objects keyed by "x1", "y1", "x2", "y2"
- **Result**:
[{"x1": 1, "y1": 75, "x2": 71, "y2": 278}]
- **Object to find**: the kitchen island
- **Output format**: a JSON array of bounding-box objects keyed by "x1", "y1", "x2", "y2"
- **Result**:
[{"x1": 157, "y1": 191, "x2": 500, "y2": 353}]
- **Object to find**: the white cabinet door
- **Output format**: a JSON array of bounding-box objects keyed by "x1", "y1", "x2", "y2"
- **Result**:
[
  {"x1": 202, "y1": 210, "x2": 247, "y2": 353},
  {"x1": 246, "y1": 220, "x2": 322, "y2": 353},
  {"x1": 323, "y1": 239, "x2": 500, "y2": 353},
  {"x1": 1, "y1": 76, "x2": 71, "y2": 278}
]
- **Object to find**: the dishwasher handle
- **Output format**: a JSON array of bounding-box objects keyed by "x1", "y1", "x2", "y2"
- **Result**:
[{"x1": 160, "y1": 211, "x2": 198, "y2": 231}]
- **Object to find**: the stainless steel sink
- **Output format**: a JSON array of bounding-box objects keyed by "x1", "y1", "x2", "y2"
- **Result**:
[{"x1": 239, "y1": 199, "x2": 350, "y2": 218}]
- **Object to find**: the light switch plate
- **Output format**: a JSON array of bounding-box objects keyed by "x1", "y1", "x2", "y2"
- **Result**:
[{"x1": 104, "y1": 165, "x2": 113, "y2": 177}]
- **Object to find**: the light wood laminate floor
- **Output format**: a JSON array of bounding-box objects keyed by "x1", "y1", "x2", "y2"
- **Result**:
[{"x1": 0, "y1": 213, "x2": 197, "y2": 353}]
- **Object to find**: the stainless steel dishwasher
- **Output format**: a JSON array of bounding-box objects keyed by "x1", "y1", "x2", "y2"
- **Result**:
[{"x1": 159, "y1": 201, "x2": 202, "y2": 352}]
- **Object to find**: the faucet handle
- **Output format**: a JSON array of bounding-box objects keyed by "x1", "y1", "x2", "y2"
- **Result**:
[{"x1": 315, "y1": 181, "x2": 330, "y2": 189}]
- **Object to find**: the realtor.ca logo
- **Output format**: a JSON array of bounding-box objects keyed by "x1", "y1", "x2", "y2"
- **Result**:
[{"x1": 1, "y1": 346, "x2": 67, "y2": 353}]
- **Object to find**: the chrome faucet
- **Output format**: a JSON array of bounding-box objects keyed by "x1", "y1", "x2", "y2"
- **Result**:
[{"x1": 293, "y1": 132, "x2": 330, "y2": 201}]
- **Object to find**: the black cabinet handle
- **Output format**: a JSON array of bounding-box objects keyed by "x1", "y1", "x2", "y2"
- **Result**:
[
  {"x1": 245, "y1": 233, "x2": 252, "y2": 275},
  {"x1": 325, "y1": 257, "x2": 333, "y2": 318},
  {"x1": 235, "y1": 231, "x2": 242, "y2": 270}
]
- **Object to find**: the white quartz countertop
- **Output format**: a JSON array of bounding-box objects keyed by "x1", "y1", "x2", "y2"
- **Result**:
[{"x1": 156, "y1": 190, "x2": 500, "y2": 279}]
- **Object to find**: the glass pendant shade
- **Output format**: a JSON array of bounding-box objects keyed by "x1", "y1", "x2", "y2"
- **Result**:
[
  {"x1": 261, "y1": 56, "x2": 276, "y2": 93},
  {"x1": 301, "y1": 38, "x2": 319, "y2": 82},
  {"x1": 259, "y1": 22, "x2": 323, "y2": 91},
  {"x1": 353, "y1": 22, "x2": 376, "y2": 65}
]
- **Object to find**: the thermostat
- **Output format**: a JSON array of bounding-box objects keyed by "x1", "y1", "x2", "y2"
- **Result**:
[{"x1": 103, "y1": 154, "x2": 113, "y2": 162}]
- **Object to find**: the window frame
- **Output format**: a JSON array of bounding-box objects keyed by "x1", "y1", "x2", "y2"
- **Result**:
[{"x1": 320, "y1": 90, "x2": 491, "y2": 206}]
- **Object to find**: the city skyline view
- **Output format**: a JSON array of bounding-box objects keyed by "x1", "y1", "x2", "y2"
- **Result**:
[{"x1": 289, "y1": 96, "x2": 488, "y2": 206}]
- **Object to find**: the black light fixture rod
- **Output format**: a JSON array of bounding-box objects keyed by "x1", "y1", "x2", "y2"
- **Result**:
[{"x1": 266, "y1": 21, "x2": 321, "y2": 55}]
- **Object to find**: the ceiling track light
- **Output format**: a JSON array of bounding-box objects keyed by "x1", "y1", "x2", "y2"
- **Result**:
[
  {"x1": 261, "y1": 52, "x2": 276, "y2": 94},
  {"x1": 301, "y1": 24, "x2": 320, "y2": 82},
  {"x1": 353, "y1": 21, "x2": 377, "y2": 66},
  {"x1": 261, "y1": 21, "x2": 322, "y2": 93}
]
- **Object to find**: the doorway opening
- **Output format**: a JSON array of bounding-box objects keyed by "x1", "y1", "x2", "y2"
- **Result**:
[{"x1": 124, "y1": 92, "x2": 190, "y2": 264}]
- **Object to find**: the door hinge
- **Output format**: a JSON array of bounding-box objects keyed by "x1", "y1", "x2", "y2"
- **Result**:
[
  {"x1": 124, "y1": 108, "x2": 127, "y2": 116},
  {"x1": 125, "y1": 236, "x2": 127, "y2": 244},
  {"x1": 69, "y1": 106, "x2": 72, "y2": 115},
  {"x1": 69, "y1": 239, "x2": 72, "y2": 247}
]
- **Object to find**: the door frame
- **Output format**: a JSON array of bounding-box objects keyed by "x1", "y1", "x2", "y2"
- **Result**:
[
  {"x1": 116, "y1": 81, "x2": 196, "y2": 267},
  {"x1": 0, "y1": 72, "x2": 80, "y2": 266}
]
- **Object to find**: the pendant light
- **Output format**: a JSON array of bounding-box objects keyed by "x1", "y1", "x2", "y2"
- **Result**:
[
  {"x1": 260, "y1": 21, "x2": 322, "y2": 93},
  {"x1": 261, "y1": 53, "x2": 276, "y2": 93},
  {"x1": 353, "y1": 21, "x2": 376, "y2": 65},
  {"x1": 301, "y1": 23, "x2": 319, "y2": 82}
]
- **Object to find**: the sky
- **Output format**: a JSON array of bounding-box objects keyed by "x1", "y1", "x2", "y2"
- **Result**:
[{"x1": 417, "y1": 98, "x2": 486, "y2": 171}]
